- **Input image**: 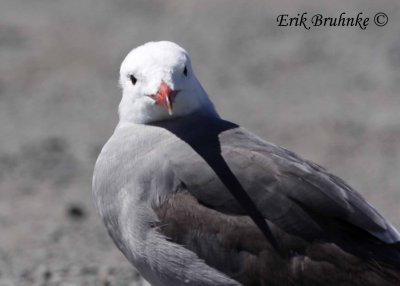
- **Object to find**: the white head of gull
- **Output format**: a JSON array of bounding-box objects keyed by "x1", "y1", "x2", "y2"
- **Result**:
[{"x1": 118, "y1": 41, "x2": 217, "y2": 124}]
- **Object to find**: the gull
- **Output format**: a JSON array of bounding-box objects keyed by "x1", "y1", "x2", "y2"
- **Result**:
[{"x1": 93, "y1": 41, "x2": 400, "y2": 286}]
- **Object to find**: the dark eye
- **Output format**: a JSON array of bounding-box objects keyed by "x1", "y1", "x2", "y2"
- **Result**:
[
  {"x1": 183, "y1": 66, "x2": 188, "y2": 77},
  {"x1": 129, "y1": 74, "x2": 137, "y2": 85}
]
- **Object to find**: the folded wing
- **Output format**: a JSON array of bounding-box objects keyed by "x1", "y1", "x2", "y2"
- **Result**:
[{"x1": 153, "y1": 115, "x2": 400, "y2": 265}]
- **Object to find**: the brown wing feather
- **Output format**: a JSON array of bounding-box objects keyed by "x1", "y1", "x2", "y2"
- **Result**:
[{"x1": 153, "y1": 192, "x2": 400, "y2": 286}]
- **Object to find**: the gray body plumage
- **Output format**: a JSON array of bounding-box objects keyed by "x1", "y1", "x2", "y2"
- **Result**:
[
  {"x1": 93, "y1": 118, "x2": 240, "y2": 286},
  {"x1": 93, "y1": 113, "x2": 400, "y2": 286}
]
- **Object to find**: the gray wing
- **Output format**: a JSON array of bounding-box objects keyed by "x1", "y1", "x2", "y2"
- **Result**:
[{"x1": 152, "y1": 115, "x2": 400, "y2": 265}]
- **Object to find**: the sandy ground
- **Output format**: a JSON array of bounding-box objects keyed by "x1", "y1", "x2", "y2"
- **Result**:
[{"x1": 0, "y1": 0, "x2": 399, "y2": 285}]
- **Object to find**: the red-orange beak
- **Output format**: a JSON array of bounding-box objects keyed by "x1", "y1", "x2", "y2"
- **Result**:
[{"x1": 150, "y1": 81, "x2": 179, "y2": 115}]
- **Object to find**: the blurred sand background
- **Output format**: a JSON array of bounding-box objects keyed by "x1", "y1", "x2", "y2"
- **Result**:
[{"x1": 0, "y1": 0, "x2": 399, "y2": 285}]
